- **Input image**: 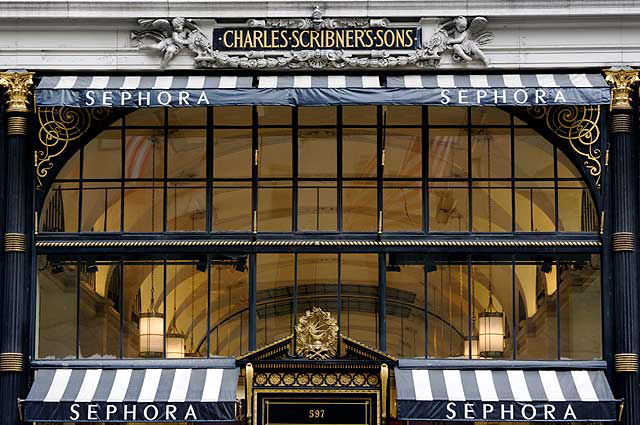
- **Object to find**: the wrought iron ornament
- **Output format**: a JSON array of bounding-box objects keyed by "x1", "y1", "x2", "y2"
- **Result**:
[
  {"x1": 527, "y1": 105, "x2": 602, "y2": 188},
  {"x1": 295, "y1": 307, "x2": 339, "y2": 360},
  {"x1": 131, "y1": 9, "x2": 493, "y2": 69},
  {"x1": 36, "y1": 107, "x2": 112, "y2": 190}
]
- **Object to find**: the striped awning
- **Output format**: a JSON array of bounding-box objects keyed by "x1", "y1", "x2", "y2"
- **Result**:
[
  {"x1": 35, "y1": 73, "x2": 610, "y2": 108},
  {"x1": 395, "y1": 368, "x2": 617, "y2": 422},
  {"x1": 24, "y1": 368, "x2": 240, "y2": 422}
]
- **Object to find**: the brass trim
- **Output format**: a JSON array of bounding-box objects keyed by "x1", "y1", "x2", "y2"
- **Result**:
[
  {"x1": 4, "y1": 233, "x2": 27, "y2": 252},
  {"x1": 615, "y1": 353, "x2": 639, "y2": 373},
  {"x1": 246, "y1": 363, "x2": 254, "y2": 423},
  {"x1": 604, "y1": 68, "x2": 640, "y2": 111},
  {"x1": 527, "y1": 105, "x2": 602, "y2": 188},
  {"x1": 611, "y1": 114, "x2": 632, "y2": 133},
  {"x1": 0, "y1": 72, "x2": 34, "y2": 113},
  {"x1": 7, "y1": 116, "x2": 27, "y2": 136},
  {"x1": 612, "y1": 232, "x2": 635, "y2": 252},
  {"x1": 0, "y1": 353, "x2": 23, "y2": 372},
  {"x1": 35, "y1": 239, "x2": 602, "y2": 248},
  {"x1": 237, "y1": 334, "x2": 293, "y2": 361},
  {"x1": 380, "y1": 364, "x2": 388, "y2": 420}
]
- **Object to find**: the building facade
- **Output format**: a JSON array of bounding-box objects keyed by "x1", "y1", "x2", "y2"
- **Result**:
[{"x1": 0, "y1": 1, "x2": 639, "y2": 425}]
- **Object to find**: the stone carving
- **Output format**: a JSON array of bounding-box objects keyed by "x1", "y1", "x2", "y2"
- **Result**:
[
  {"x1": 295, "y1": 307, "x2": 339, "y2": 360},
  {"x1": 131, "y1": 18, "x2": 214, "y2": 68},
  {"x1": 131, "y1": 10, "x2": 493, "y2": 69}
]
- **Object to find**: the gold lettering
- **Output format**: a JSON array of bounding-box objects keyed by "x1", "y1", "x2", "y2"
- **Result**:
[
  {"x1": 300, "y1": 31, "x2": 310, "y2": 48},
  {"x1": 335, "y1": 30, "x2": 345, "y2": 48},
  {"x1": 223, "y1": 30, "x2": 235, "y2": 48},
  {"x1": 254, "y1": 30, "x2": 265, "y2": 48},
  {"x1": 364, "y1": 30, "x2": 374, "y2": 48},
  {"x1": 346, "y1": 29, "x2": 355, "y2": 48},
  {"x1": 374, "y1": 29, "x2": 384, "y2": 47},
  {"x1": 309, "y1": 30, "x2": 320, "y2": 48},
  {"x1": 234, "y1": 30, "x2": 243, "y2": 48},
  {"x1": 291, "y1": 30, "x2": 302, "y2": 48},
  {"x1": 384, "y1": 30, "x2": 396, "y2": 47},
  {"x1": 354, "y1": 29, "x2": 365, "y2": 48},
  {"x1": 324, "y1": 30, "x2": 335, "y2": 48},
  {"x1": 279, "y1": 30, "x2": 289, "y2": 48},
  {"x1": 244, "y1": 31, "x2": 254, "y2": 49},
  {"x1": 404, "y1": 29, "x2": 414, "y2": 48}
]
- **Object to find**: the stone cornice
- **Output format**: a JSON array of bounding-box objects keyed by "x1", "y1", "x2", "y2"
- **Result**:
[{"x1": 1, "y1": 0, "x2": 640, "y2": 19}]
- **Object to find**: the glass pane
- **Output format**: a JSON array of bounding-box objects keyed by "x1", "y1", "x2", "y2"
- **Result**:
[
  {"x1": 258, "y1": 128, "x2": 292, "y2": 178},
  {"x1": 429, "y1": 183, "x2": 468, "y2": 232},
  {"x1": 212, "y1": 182, "x2": 252, "y2": 231},
  {"x1": 126, "y1": 108, "x2": 164, "y2": 126},
  {"x1": 168, "y1": 107, "x2": 207, "y2": 126},
  {"x1": 471, "y1": 107, "x2": 510, "y2": 125},
  {"x1": 168, "y1": 129, "x2": 206, "y2": 179},
  {"x1": 79, "y1": 260, "x2": 120, "y2": 358},
  {"x1": 560, "y1": 256, "x2": 602, "y2": 359},
  {"x1": 84, "y1": 130, "x2": 121, "y2": 179},
  {"x1": 123, "y1": 261, "x2": 165, "y2": 358},
  {"x1": 514, "y1": 128, "x2": 554, "y2": 178},
  {"x1": 471, "y1": 128, "x2": 511, "y2": 178},
  {"x1": 472, "y1": 263, "x2": 513, "y2": 359},
  {"x1": 258, "y1": 181, "x2": 292, "y2": 232},
  {"x1": 214, "y1": 129, "x2": 252, "y2": 178},
  {"x1": 557, "y1": 148, "x2": 582, "y2": 179},
  {"x1": 429, "y1": 262, "x2": 469, "y2": 358},
  {"x1": 429, "y1": 128, "x2": 468, "y2": 178},
  {"x1": 256, "y1": 254, "x2": 295, "y2": 348},
  {"x1": 385, "y1": 106, "x2": 421, "y2": 126},
  {"x1": 343, "y1": 128, "x2": 377, "y2": 178},
  {"x1": 165, "y1": 261, "x2": 195, "y2": 358},
  {"x1": 515, "y1": 262, "x2": 557, "y2": 360},
  {"x1": 123, "y1": 183, "x2": 164, "y2": 232},
  {"x1": 472, "y1": 184, "x2": 512, "y2": 232},
  {"x1": 384, "y1": 181, "x2": 422, "y2": 232},
  {"x1": 41, "y1": 183, "x2": 79, "y2": 232},
  {"x1": 124, "y1": 129, "x2": 164, "y2": 179},
  {"x1": 341, "y1": 254, "x2": 379, "y2": 348},
  {"x1": 214, "y1": 106, "x2": 252, "y2": 126},
  {"x1": 296, "y1": 254, "x2": 339, "y2": 318},
  {"x1": 385, "y1": 128, "x2": 421, "y2": 178},
  {"x1": 258, "y1": 106, "x2": 292, "y2": 125},
  {"x1": 515, "y1": 186, "x2": 556, "y2": 232},
  {"x1": 343, "y1": 106, "x2": 376, "y2": 125},
  {"x1": 299, "y1": 128, "x2": 337, "y2": 178},
  {"x1": 558, "y1": 185, "x2": 597, "y2": 232},
  {"x1": 343, "y1": 181, "x2": 377, "y2": 232},
  {"x1": 37, "y1": 256, "x2": 77, "y2": 359},
  {"x1": 56, "y1": 150, "x2": 80, "y2": 180},
  {"x1": 386, "y1": 259, "x2": 425, "y2": 357},
  {"x1": 167, "y1": 183, "x2": 207, "y2": 232},
  {"x1": 298, "y1": 182, "x2": 337, "y2": 232},
  {"x1": 210, "y1": 259, "x2": 250, "y2": 356},
  {"x1": 299, "y1": 106, "x2": 336, "y2": 126},
  {"x1": 81, "y1": 182, "x2": 121, "y2": 232},
  {"x1": 429, "y1": 106, "x2": 467, "y2": 125}
]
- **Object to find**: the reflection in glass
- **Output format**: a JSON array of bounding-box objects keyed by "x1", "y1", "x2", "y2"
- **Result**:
[
  {"x1": 81, "y1": 182, "x2": 121, "y2": 232},
  {"x1": 298, "y1": 182, "x2": 337, "y2": 231},
  {"x1": 297, "y1": 254, "x2": 339, "y2": 318},
  {"x1": 343, "y1": 181, "x2": 377, "y2": 232},
  {"x1": 429, "y1": 128, "x2": 468, "y2": 178},
  {"x1": 299, "y1": 128, "x2": 337, "y2": 178},
  {"x1": 168, "y1": 129, "x2": 206, "y2": 178},
  {"x1": 212, "y1": 182, "x2": 252, "y2": 231},
  {"x1": 515, "y1": 128, "x2": 554, "y2": 178},
  {"x1": 515, "y1": 185, "x2": 556, "y2": 232},
  {"x1": 123, "y1": 183, "x2": 164, "y2": 232},
  {"x1": 385, "y1": 128, "x2": 421, "y2": 178},
  {"x1": 343, "y1": 128, "x2": 376, "y2": 178},
  {"x1": 256, "y1": 254, "x2": 295, "y2": 347},
  {"x1": 167, "y1": 183, "x2": 206, "y2": 232},
  {"x1": 214, "y1": 129, "x2": 252, "y2": 178},
  {"x1": 258, "y1": 181, "x2": 292, "y2": 232},
  {"x1": 124, "y1": 129, "x2": 164, "y2": 179},
  {"x1": 429, "y1": 183, "x2": 468, "y2": 232},
  {"x1": 384, "y1": 181, "x2": 422, "y2": 232},
  {"x1": 258, "y1": 128, "x2": 292, "y2": 178},
  {"x1": 341, "y1": 254, "x2": 379, "y2": 348},
  {"x1": 84, "y1": 130, "x2": 121, "y2": 179}
]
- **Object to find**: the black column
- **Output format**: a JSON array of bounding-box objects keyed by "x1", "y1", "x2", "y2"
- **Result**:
[
  {"x1": 605, "y1": 67, "x2": 640, "y2": 425},
  {"x1": 0, "y1": 71, "x2": 33, "y2": 425}
]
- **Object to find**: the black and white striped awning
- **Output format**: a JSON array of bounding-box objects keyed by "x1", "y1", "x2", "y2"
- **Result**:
[
  {"x1": 24, "y1": 368, "x2": 240, "y2": 422},
  {"x1": 395, "y1": 368, "x2": 617, "y2": 422},
  {"x1": 36, "y1": 73, "x2": 610, "y2": 108}
]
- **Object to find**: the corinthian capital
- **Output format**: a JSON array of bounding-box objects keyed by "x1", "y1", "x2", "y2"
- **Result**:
[
  {"x1": 0, "y1": 71, "x2": 34, "y2": 113},
  {"x1": 604, "y1": 67, "x2": 640, "y2": 111}
]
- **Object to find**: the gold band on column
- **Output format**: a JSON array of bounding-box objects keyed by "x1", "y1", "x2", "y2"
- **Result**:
[
  {"x1": 4, "y1": 233, "x2": 27, "y2": 252},
  {"x1": 612, "y1": 232, "x2": 635, "y2": 252},
  {"x1": 615, "y1": 353, "x2": 639, "y2": 373},
  {"x1": 7, "y1": 115, "x2": 27, "y2": 136},
  {"x1": 0, "y1": 353, "x2": 23, "y2": 372},
  {"x1": 611, "y1": 114, "x2": 632, "y2": 134}
]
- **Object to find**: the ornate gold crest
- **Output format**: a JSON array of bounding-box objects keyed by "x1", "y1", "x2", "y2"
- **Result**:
[{"x1": 295, "y1": 307, "x2": 339, "y2": 359}]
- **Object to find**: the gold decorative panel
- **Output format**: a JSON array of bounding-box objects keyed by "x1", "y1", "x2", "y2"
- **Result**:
[
  {"x1": 253, "y1": 371, "x2": 380, "y2": 388},
  {"x1": 295, "y1": 307, "x2": 339, "y2": 360},
  {"x1": 527, "y1": 105, "x2": 601, "y2": 188}
]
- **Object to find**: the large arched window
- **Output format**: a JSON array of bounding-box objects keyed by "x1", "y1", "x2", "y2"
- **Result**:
[{"x1": 36, "y1": 106, "x2": 602, "y2": 362}]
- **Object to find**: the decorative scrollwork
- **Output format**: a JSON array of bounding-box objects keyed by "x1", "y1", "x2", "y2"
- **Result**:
[
  {"x1": 527, "y1": 105, "x2": 601, "y2": 188},
  {"x1": 295, "y1": 307, "x2": 339, "y2": 360},
  {"x1": 36, "y1": 107, "x2": 112, "y2": 190}
]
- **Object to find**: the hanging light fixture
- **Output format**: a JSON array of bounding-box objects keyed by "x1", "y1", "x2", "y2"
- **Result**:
[
  {"x1": 185, "y1": 218, "x2": 199, "y2": 358},
  {"x1": 465, "y1": 315, "x2": 480, "y2": 359},
  {"x1": 139, "y1": 141, "x2": 164, "y2": 357},
  {"x1": 477, "y1": 130, "x2": 504, "y2": 358},
  {"x1": 167, "y1": 263, "x2": 186, "y2": 358}
]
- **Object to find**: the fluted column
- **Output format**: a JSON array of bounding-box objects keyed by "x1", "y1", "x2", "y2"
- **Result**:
[
  {"x1": 604, "y1": 66, "x2": 640, "y2": 425},
  {"x1": 0, "y1": 71, "x2": 33, "y2": 425}
]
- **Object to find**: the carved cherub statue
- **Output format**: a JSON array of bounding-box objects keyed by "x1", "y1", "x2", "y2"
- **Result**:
[
  {"x1": 427, "y1": 16, "x2": 493, "y2": 66},
  {"x1": 131, "y1": 18, "x2": 213, "y2": 67}
]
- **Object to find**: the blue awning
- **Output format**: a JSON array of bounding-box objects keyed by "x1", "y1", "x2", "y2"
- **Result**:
[{"x1": 35, "y1": 73, "x2": 610, "y2": 108}]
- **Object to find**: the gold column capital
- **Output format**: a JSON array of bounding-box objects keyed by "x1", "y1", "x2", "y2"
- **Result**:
[
  {"x1": 0, "y1": 71, "x2": 34, "y2": 113},
  {"x1": 604, "y1": 67, "x2": 640, "y2": 111}
]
